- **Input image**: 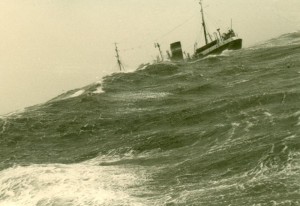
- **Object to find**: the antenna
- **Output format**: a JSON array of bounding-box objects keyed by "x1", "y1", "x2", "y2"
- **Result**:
[
  {"x1": 154, "y1": 42, "x2": 164, "y2": 62},
  {"x1": 114, "y1": 43, "x2": 124, "y2": 71}
]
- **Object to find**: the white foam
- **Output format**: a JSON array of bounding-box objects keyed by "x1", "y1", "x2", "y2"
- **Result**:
[
  {"x1": 201, "y1": 50, "x2": 232, "y2": 60},
  {"x1": 263, "y1": 112, "x2": 272, "y2": 117},
  {"x1": 284, "y1": 135, "x2": 296, "y2": 140},
  {"x1": 92, "y1": 86, "x2": 104, "y2": 94},
  {"x1": 219, "y1": 49, "x2": 233, "y2": 56},
  {"x1": 115, "y1": 92, "x2": 170, "y2": 101},
  {"x1": 0, "y1": 115, "x2": 5, "y2": 120},
  {"x1": 244, "y1": 121, "x2": 255, "y2": 132},
  {"x1": 0, "y1": 108, "x2": 26, "y2": 119},
  {"x1": 293, "y1": 111, "x2": 300, "y2": 126},
  {"x1": 293, "y1": 111, "x2": 300, "y2": 117},
  {"x1": 94, "y1": 80, "x2": 102, "y2": 85},
  {"x1": 0, "y1": 161, "x2": 148, "y2": 206},
  {"x1": 137, "y1": 64, "x2": 150, "y2": 71},
  {"x1": 68, "y1": 90, "x2": 85, "y2": 98},
  {"x1": 227, "y1": 79, "x2": 249, "y2": 87},
  {"x1": 0, "y1": 120, "x2": 8, "y2": 134}
]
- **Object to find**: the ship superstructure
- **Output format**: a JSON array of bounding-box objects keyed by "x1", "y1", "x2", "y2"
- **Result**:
[{"x1": 194, "y1": 0, "x2": 242, "y2": 58}]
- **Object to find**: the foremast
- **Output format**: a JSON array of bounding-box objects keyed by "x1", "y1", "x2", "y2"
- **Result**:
[
  {"x1": 114, "y1": 43, "x2": 124, "y2": 71},
  {"x1": 199, "y1": 0, "x2": 208, "y2": 45}
]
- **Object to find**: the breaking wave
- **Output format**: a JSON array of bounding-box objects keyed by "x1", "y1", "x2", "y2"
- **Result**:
[{"x1": 0, "y1": 32, "x2": 300, "y2": 205}]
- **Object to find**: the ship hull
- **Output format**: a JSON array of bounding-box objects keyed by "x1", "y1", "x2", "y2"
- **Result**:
[
  {"x1": 195, "y1": 37, "x2": 242, "y2": 58},
  {"x1": 208, "y1": 38, "x2": 242, "y2": 55}
]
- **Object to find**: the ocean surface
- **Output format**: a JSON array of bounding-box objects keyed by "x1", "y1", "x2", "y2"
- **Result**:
[{"x1": 1, "y1": 32, "x2": 300, "y2": 206}]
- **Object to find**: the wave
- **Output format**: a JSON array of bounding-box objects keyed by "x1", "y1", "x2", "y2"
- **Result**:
[
  {"x1": 0, "y1": 159, "x2": 152, "y2": 206},
  {"x1": 251, "y1": 31, "x2": 300, "y2": 49},
  {"x1": 1, "y1": 32, "x2": 300, "y2": 205}
]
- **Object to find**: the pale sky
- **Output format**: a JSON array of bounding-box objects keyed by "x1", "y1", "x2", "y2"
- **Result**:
[{"x1": 1, "y1": 0, "x2": 299, "y2": 114}]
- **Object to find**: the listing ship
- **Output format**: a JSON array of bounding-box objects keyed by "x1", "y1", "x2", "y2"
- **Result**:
[
  {"x1": 114, "y1": 0, "x2": 243, "y2": 67},
  {"x1": 170, "y1": 0, "x2": 242, "y2": 61}
]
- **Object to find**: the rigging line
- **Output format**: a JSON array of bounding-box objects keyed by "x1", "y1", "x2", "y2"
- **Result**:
[
  {"x1": 121, "y1": 45, "x2": 144, "y2": 52},
  {"x1": 154, "y1": 14, "x2": 197, "y2": 41},
  {"x1": 205, "y1": 12, "x2": 223, "y2": 32},
  {"x1": 118, "y1": 15, "x2": 196, "y2": 53},
  {"x1": 120, "y1": 14, "x2": 197, "y2": 52},
  {"x1": 196, "y1": 26, "x2": 204, "y2": 45}
]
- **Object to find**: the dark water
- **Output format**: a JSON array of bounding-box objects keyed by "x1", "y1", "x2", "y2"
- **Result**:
[{"x1": 1, "y1": 32, "x2": 300, "y2": 206}]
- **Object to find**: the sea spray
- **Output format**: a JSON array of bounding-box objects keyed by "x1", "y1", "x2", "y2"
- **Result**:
[{"x1": 1, "y1": 32, "x2": 300, "y2": 205}]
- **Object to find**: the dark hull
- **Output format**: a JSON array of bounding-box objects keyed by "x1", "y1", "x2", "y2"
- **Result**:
[
  {"x1": 195, "y1": 38, "x2": 242, "y2": 58},
  {"x1": 208, "y1": 38, "x2": 242, "y2": 55}
]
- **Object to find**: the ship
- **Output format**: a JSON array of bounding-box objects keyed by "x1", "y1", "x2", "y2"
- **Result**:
[{"x1": 170, "y1": 0, "x2": 242, "y2": 61}]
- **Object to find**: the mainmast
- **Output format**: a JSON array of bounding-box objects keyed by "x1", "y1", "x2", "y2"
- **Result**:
[
  {"x1": 114, "y1": 43, "x2": 124, "y2": 71},
  {"x1": 199, "y1": 0, "x2": 208, "y2": 45}
]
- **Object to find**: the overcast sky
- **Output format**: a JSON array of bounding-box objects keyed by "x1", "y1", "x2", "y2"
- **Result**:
[{"x1": 1, "y1": 0, "x2": 300, "y2": 115}]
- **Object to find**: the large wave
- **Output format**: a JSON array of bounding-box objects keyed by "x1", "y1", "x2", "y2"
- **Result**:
[{"x1": 1, "y1": 32, "x2": 300, "y2": 205}]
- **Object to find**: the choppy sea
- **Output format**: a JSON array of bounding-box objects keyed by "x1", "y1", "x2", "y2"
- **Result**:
[{"x1": 1, "y1": 32, "x2": 300, "y2": 206}]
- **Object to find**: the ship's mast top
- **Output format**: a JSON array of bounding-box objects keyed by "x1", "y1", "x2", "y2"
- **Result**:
[
  {"x1": 199, "y1": 0, "x2": 208, "y2": 45},
  {"x1": 114, "y1": 43, "x2": 124, "y2": 71}
]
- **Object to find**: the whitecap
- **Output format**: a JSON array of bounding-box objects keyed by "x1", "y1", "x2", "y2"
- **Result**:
[
  {"x1": 68, "y1": 90, "x2": 85, "y2": 98},
  {"x1": 114, "y1": 92, "x2": 170, "y2": 101},
  {"x1": 92, "y1": 86, "x2": 104, "y2": 94},
  {"x1": 0, "y1": 161, "x2": 148, "y2": 206},
  {"x1": 263, "y1": 112, "x2": 272, "y2": 117},
  {"x1": 293, "y1": 111, "x2": 300, "y2": 117}
]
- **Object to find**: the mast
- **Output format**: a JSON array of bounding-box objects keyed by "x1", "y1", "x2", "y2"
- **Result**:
[
  {"x1": 154, "y1": 42, "x2": 164, "y2": 62},
  {"x1": 199, "y1": 0, "x2": 208, "y2": 45},
  {"x1": 114, "y1": 43, "x2": 124, "y2": 71}
]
